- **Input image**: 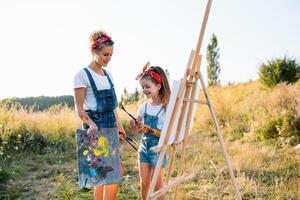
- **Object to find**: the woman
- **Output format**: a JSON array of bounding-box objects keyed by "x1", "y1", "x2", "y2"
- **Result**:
[{"x1": 73, "y1": 29, "x2": 125, "y2": 200}]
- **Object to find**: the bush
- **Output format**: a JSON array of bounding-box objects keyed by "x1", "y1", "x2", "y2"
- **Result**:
[
  {"x1": 256, "y1": 112, "x2": 300, "y2": 145},
  {"x1": 259, "y1": 56, "x2": 300, "y2": 88},
  {"x1": 0, "y1": 124, "x2": 74, "y2": 156},
  {"x1": 0, "y1": 169, "x2": 11, "y2": 183}
]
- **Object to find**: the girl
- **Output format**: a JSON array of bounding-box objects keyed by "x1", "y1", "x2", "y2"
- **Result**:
[
  {"x1": 129, "y1": 63, "x2": 171, "y2": 200},
  {"x1": 73, "y1": 30, "x2": 126, "y2": 200}
]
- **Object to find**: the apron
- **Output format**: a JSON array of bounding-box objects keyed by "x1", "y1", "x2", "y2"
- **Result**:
[{"x1": 76, "y1": 68, "x2": 122, "y2": 187}]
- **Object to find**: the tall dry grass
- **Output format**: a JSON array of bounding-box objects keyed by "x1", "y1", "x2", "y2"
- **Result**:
[
  {"x1": 0, "y1": 105, "x2": 79, "y2": 136},
  {"x1": 194, "y1": 81, "x2": 300, "y2": 145},
  {"x1": 0, "y1": 80, "x2": 299, "y2": 199},
  {"x1": 172, "y1": 136, "x2": 300, "y2": 199}
]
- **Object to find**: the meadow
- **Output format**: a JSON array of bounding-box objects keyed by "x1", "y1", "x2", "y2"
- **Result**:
[{"x1": 0, "y1": 80, "x2": 299, "y2": 200}]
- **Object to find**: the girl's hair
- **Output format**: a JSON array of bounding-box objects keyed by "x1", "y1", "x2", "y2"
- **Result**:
[
  {"x1": 140, "y1": 66, "x2": 171, "y2": 109},
  {"x1": 89, "y1": 30, "x2": 114, "y2": 52}
]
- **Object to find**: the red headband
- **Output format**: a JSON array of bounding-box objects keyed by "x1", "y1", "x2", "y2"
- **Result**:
[
  {"x1": 91, "y1": 34, "x2": 110, "y2": 50},
  {"x1": 135, "y1": 62, "x2": 163, "y2": 85}
]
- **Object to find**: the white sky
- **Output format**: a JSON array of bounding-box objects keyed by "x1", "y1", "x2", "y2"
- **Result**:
[{"x1": 0, "y1": 0, "x2": 299, "y2": 100}]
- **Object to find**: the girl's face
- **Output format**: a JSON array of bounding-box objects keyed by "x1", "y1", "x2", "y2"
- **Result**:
[
  {"x1": 139, "y1": 78, "x2": 161, "y2": 99},
  {"x1": 93, "y1": 46, "x2": 113, "y2": 67}
]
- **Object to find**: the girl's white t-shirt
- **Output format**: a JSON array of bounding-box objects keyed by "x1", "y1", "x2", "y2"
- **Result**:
[
  {"x1": 73, "y1": 67, "x2": 114, "y2": 111},
  {"x1": 138, "y1": 102, "x2": 166, "y2": 131}
]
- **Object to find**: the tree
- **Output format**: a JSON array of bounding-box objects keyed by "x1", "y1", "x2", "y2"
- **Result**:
[
  {"x1": 259, "y1": 56, "x2": 300, "y2": 88},
  {"x1": 206, "y1": 33, "x2": 220, "y2": 86},
  {"x1": 123, "y1": 88, "x2": 128, "y2": 97},
  {"x1": 0, "y1": 95, "x2": 74, "y2": 111},
  {"x1": 165, "y1": 69, "x2": 170, "y2": 80},
  {"x1": 121, "y1": 88, "x2": 129, "y2": 104},
  {"x1": 134, "y1": 88, "x2": 140, "y2": 102}
]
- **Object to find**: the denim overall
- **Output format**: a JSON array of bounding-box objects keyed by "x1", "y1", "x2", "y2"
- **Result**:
[
  {"x1": 139, "y1": 103, "x2": 168, "y2": 168},
  {"x1": 76, "y1": 68, "x2": 122, "y2": 187},
  {"x1": 83, "y1": 68, "x2": 118, "y2": 128}
]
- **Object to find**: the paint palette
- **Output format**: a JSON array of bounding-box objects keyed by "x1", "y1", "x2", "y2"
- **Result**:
[{"x1": 76, "y1": 129, "x2": 122, "y2": 187}]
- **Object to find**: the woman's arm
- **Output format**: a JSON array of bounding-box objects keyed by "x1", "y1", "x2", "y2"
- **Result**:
[
  {"x1": 114, "y1": 110, "x2": 126, "y2": 138},
  {"x1": 74, "y1": 87, "x2": 97, "y2": 134}
]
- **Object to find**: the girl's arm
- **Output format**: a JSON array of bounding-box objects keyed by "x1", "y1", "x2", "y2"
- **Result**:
[
  {"x1": 114, "y1": 109, "x2": 126, "y2": 138},
  {"x1": 74, "y1": 87, "x2": 98, "y2": 135}
]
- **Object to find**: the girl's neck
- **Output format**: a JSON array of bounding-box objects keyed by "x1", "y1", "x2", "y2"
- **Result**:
[
  {"x1": 149, "y1": 97, "x2": 162, "y2": 106},
  {"x1": 88, "y1": 61, "x2": 103, "y2": 75}
]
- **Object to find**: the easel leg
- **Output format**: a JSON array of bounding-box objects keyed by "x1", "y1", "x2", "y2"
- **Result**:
[
  {"x1": 165, "y1": 145, "x2": 175, "y2": 184},
  {"x1": 147, "y1": 146, "x2": 168, "y2": 200},
  {"x1": 198, "y1": 71, "x2": 242, "y2": 200}
]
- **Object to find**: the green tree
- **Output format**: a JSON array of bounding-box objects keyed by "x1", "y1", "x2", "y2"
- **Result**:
[
  {"x1": 206, "y1": 33, "x2": 220, "y2": 86},
  {"x1": 0, "y1": 95, "x2": 74, "y2": 111},
  {"x1": 165, "y1": 69, "x2": 170, "y2": 80},
  {"x1": 259, "y1": 56, "x2": 300, "y2": 88},
  {"x1": 134, "y1": 88, "x2": 140, "y2": 102},
  {"x1": 121, "y1": 88, "x2": 129, "y2": 105}
]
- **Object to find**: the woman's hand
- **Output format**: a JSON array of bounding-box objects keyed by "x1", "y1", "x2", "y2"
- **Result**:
[
  {"x1": 118, "y1": 126, "x2": 127, "y2": 139},
  {"x1": 87, "y1": 122, "x2": 98, "y2": 136}
]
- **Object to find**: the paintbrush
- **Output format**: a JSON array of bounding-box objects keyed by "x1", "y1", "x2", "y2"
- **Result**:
[
  {"x1": 119, "y1": 103, "x2": 161, "y2": 137},
  {"x1": 119, "y1": 131, "x2": 138, "y2": 151}
]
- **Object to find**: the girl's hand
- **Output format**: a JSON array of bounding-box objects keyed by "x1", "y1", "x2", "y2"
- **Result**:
[
  {"x1": 87, "y1": 122, "x2": 98, "y2": 136},
  {"x1": 129, "y1": 119, "x2": 136, "y2": 128},
  {"x1": 136, "y1": 119, "x2": 145, "y2": 133},
  {"x1": 129, "y1": 118, "x2": 142, "y2": 133},
  {"x1": 129, "y1": 119, "x2": 136, "y2": 133}
]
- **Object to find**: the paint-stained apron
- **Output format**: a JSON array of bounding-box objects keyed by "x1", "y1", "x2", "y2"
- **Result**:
[{"x1": 76, "y1": 68, "x2": 122, "y2": 187}]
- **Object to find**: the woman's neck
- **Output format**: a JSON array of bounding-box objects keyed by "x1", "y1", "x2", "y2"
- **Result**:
[{"x1": 88, "y1": 61, "x2": 103, "y2": 75}]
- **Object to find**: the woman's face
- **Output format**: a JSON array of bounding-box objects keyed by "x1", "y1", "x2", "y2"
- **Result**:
[
  {"x1": 94, "y1": 46, "x2": 113, "y2": 67},
  {"x1": 139, "y1": 78, "x2": 161, "y2": 99}
]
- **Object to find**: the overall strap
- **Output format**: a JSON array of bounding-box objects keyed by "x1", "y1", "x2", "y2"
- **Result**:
[
  {"x1": 83, "y1": 68, "x2": 98, "y2": 95},
  {"x1": 103, "y1": 69, "x2": 118, "y2": 103},
  {"x1": 102, "y1": 69, "x2": 114, "y2": 89},
  {"x1": 155, "y1": 106, "x2": 164, "y2": 117},
  {"x1": 144, "y1": 103, "x2": 163, "y2": 116},
  {"x1": 144, "y1": 102, "x2": 148, "y2": 114}
]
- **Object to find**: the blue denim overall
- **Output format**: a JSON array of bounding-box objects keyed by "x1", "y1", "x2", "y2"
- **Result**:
[
  {"x1": 83, "y1": 68, "x2": 118, "y2": 128},
  {"x1": 139, "y1": 103, "x2": 168, "y2": 168},
  {"x1": 76, "y1": 68, "x2": 122, "y2": 187}
]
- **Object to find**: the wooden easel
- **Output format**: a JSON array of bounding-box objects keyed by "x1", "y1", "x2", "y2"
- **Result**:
[{"x1": 146, "y1": 0, "x2": 242, "y2": 199}]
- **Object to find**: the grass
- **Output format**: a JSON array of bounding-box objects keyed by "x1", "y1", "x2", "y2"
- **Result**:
[
  {"x1": 0, "y1": 135, "x2": 299, "y2": 199},
  {"x1": 0, "y1": 80, "x2": 300, "y2": 199}
]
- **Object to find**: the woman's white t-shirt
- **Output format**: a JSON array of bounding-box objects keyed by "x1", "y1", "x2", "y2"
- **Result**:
[
  {"x1": 138, "y1": 102, "x2": 166, "y2": 131},
  {"x1": 73, "y1": 67, "x2": 114, "y2": 111}
]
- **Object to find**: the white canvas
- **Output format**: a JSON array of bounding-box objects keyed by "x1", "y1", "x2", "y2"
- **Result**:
[{"x1": 153, "y1": 80, "x2": 200, "y2": 149}]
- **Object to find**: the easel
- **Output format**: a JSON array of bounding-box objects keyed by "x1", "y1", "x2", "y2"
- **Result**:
[{"x1": 146, "y1": 0, "x2": 242, "y2": 199}]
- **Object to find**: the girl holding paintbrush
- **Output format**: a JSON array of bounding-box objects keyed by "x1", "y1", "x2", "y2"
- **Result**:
[{"x1": 129, "y1": 62, "x2": 170, "y2": 200}]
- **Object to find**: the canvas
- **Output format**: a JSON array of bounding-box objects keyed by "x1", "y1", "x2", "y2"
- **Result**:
[{"x1": 152, "y1": 80, "x2": 200, "y2": 149}]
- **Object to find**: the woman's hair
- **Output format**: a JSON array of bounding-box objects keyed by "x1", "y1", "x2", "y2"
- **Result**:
[
  {"x1": 140, "y1": 66, "x2": 171, "y2": 109},
  {"x1": 89, "y1": 30, "x2": 114, "y2": 52}
]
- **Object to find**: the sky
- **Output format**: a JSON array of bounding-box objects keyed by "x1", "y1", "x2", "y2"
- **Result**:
[{"x1": 0, "y1": 0, "x2": 299, "y2": 100}]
